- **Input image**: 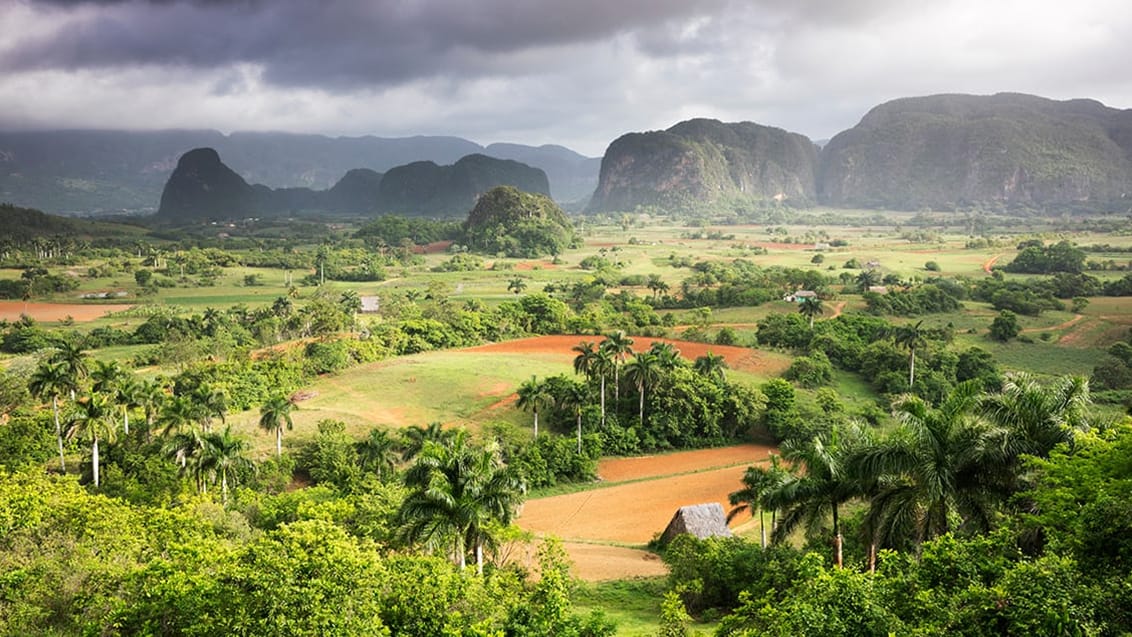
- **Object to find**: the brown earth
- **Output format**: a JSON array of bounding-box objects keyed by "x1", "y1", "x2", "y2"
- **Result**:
[
  {"x1": 411, "y1": 240, "x2": 453, "y2": 254},
  {"x1": 983, "y1": 254, "x2": 1003, "y2": 273},
  {"x1": 0, "y1": 300, "x2": 133, "y2": 322},
  {"x1": 513, "y1": 261, "x2": 559, "y2": 271},
  {"x1": 462, "y1": 335, "x2": 787, "y2": 376}
]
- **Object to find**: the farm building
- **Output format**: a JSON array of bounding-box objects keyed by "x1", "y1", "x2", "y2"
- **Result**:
[
  {"x1": 360, "y1": 296, "x2": 381, "y2": 313},
  {"x1": 783, "y1": 290, "x2": 817, "y2": 303},
  {"x1": 659, "y1": 503, "x2": 732, "y2": 545}
]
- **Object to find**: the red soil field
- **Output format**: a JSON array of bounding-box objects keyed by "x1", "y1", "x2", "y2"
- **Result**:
[
  {"x1": 462, "y1": 335, "x2": 787, "y2": 376},
  {"x1": 0, "y1": 300, "x2": 133, "y2": 322}
]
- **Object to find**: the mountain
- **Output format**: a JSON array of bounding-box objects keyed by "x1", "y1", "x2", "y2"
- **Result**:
[
  {"x1": 0, "y1": 129, "x2": 595, "y2": 214},
  {"x1": 587, "y1": 118, "x2": 819, "y2": 213},
  {"x1": 818, "y1": 93, "x2": 1132, "y2": 210},
  {"x1": 155, "y1": 149, "x2": 548, "y2": 220}
]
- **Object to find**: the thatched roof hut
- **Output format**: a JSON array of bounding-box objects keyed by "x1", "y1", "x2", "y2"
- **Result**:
[{"x1": 659, "y1": 503, "x2": 732, "y2": 545}]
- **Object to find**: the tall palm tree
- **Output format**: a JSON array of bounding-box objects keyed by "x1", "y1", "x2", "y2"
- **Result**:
[
  {"x1": 623, "y1": 351, "x2": 662, "y2": 426},
  {"x1": 799, "y1": 296, "x2": 824, "y2": 329},
  {"x1": 67, "y1": 392, "x2": 118, "y2": 488},
  {"x1": 400, "y1": 422, "x2": 452, "y2": 462},
  {"x1": 356, "y1": 428, "x2": 400, "y2": 482},
  {"x1": 116, "y1": 376, "x2": 143, "y2": 437},
  {"x1": 693, "y1": 352, "x2": 728, "y2": 381},
  {"x1": 163, "y1": 426, "x2": 206, "y2": 483},
  {"x1": 764, "y1": 423, "x2": 874, "y2": 568},
  {"x1": 29, "y1": 360, "x2": 73, "y2": 471},
  {"x1": 90, "y1": 360, "x2": 127, "y2": 395},
  {"x1": 557, "y1": 381, "x2": 588, "y2": 453},
  {"x1": 507, "y1": 278, "x2": 527, "y2": 295},
  {"x1": 399, "y1": 431, "x2": 525, "y2": 574},
  {"x1": 190, "y1": 384, "x2": 227, "y2": 432},
  {"x1": 601, "y1": 331, "x2": 634, "y2": 402},
  {"x1": 516, "y1": 376, "x2": 551, "y2": 439},
  {"x1": 159, "y1": 394, "x2": 197, "y2": 438},
  {"x1": 50, "y1": 340, "x2": 90, "y2": 400},
  {"x1": 893, "y1": 320, "x2": 927, "y2": 387},
  {"x1": 258, "y1": 394, "x2": 296, "y2": 458},
  {"x1": 855, "y1": 269, "x2": 881, "y2": 293},
  {"x1": 198, "y1": 426, "x2": 254, "y2": 504},
  {"x1": 853, "y1": 381, "x2": 999, "y2": 551},
  {"x1": 648, "y1": 341, "x2": 683, "y2": 371},
  {"x1": 728, "y1": 454, "x2": 790, "y2": 548},
  {"x1": 137, "y1": 380, "x2": 168, "y2": 443},
  {"x1": 593, "y1": 348, "x2": 614, "y2": 426}
]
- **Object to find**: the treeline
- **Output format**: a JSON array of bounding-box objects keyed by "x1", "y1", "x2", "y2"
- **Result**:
[{"x1": 660, "y1": 378, "x2": 1131, "y2": 635}]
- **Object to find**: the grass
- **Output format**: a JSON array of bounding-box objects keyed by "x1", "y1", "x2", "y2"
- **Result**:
[{"x1": 573, "y1": 578, "x2": 717, "y2": 636}]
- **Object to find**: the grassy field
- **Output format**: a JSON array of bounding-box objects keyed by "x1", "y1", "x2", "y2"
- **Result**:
[{"x1": 574, "y1": 579, "x2": 716, "y2": 636}]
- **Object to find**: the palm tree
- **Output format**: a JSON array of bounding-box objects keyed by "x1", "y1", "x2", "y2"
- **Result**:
[
  {"x1": 572, "y1": 340, "x2": 609, "y2": 427},
  {"x1": 728, "y1": 454, "x2": 790, "y2": 548},
  {"x1": 646, "y1": 274, "x2": 669, "y2": 300},
  {"x1": 163, "y1": 426, "x2": 206, "y2": 484},
  {"x1": 648, "y1": 341, "x2": 683, "y2": 371},
  {"x1": 893, "y1": 320, "x2": 927, "y2": 387},
  {"x1": 400, "y1": 422, "x2": 452, "y2": 462},
  {"x1": 516, "y1": 376, "x2": 551, "y2": 439},
  {"x1": 399, "y1": 431, "x2": 525, "y2": 574},
  {"x1": 855, "y1": 269, "x2": 881, "y2": 293},
  {"x1": 356, "y1": 428, "x2": 400, "y2": 482},
  {"x1": 29, "y1": 360, "x2": 73, "y2": 471},
  {"x1": 190, "y1": 384, "x2": 227, "y2": 432},
  {"x1": 258, "y1": 394, "x2": 296, "y2": 458},
  {"x1": 67, "y1": 392, "x2": 118, "y2": 488},
  {"x1": 623, "y1": 351, "x2": 662, "y2": 426},
  {"x1": 693, "y1": 352, "x2": 728, "y2": 381},
  {"x1": 764, "y1": 423, "x2": 874, "y2": 568},
  {"x1": 159, "y1": 394, "x2": 197, "y2": 438},
  {"x1": 557, "y1": 381, "x2": 588, "y2": 453},
  {"x1": 198, "y1": 426, "x2": 254, "y2": 504},
  {"x1": 507, "y1": 278, "x2": 527, "y2": 295},
  {"x1": 116, "y1": 376, "x2": 143, "y2": 437},
  {"x1": 90, "y1": 360, "x2": 127, "y2": 395},
  {"x1": 50, "y1": 340, "x2": 90, "y2": 400},
  {"x1": 601, "y1": 331, "x2": 634, "y2": 402},
  {"x1": 853, "y1": 381, "x2": 999, "y2": 551},
  {"x1": 799, "y1": 296, "x2": 824, "y2": 329},
  {"x1": 137, "y1": 380, "x2": 167, "y2": 443}
]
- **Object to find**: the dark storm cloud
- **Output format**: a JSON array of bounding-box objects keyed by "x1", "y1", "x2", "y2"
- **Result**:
[{"x1": 4, "y1": 0, "x2": 733, "y2": 89}]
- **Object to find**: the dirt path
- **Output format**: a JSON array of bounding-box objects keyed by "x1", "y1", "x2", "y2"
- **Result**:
[
  {"x1": 1020, "y1": 314, "x2": 1084, "y2": 334},
  {"x1": 983, "y1": 254, "x2": 1003, "y2": 273},
  {"x1": 830, "y1": 301, "x2": 846, "y2": 318},
  {"x1": 0, "y1": 300, "x2": 133, "y2": 322}
]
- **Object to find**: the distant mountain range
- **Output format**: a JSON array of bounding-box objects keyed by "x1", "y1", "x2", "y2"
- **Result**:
[
  {"x1": 588, "y1": 93, "x2": 1132, "y2": 213},
  {"x1": 0, "y1": 129, "x2": 598, "y2": 214},
  {"x1": 156, "y1": 148, "x2": 550, "y2": 220},
  {"x1": 5, "y1": 92, "x2": 1132, "y2": 217}
]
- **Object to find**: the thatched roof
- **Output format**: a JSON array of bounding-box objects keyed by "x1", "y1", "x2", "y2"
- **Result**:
[{"x1": 659, "y1": 503, "x2": 732, "y2": 545}]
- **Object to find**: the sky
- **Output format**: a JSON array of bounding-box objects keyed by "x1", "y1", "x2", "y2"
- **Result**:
[{"x1": 1, "y1": 0, "x2": 1131, "y2": 157}]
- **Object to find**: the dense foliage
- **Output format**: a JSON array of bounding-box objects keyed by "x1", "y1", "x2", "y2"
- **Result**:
[{"x1": 463, "y1": 186, "x2": 579, "y2": 257}]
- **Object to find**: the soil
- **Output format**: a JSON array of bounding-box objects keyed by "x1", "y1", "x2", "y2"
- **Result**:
[
  {"x1": 0, "y1": 300, "x2": 133, "y2": 322},
  {"x1": 411, "y1": 240, "x2": 453, "y2": 254},
  {"x1": 983, "y1": 254, "x2": 1003, "y2": 273},
  {"x1": 462, "y1": 335, "x2": 787, "y2": 376},
  {"x1": 513, "y1": 261, "x2": 559, "y2": 271}
]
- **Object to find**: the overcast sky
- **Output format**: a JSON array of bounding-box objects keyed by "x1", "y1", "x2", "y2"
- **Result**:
[{"x1": 2, "y1": 0, "x2": 1131, "y2": 156}]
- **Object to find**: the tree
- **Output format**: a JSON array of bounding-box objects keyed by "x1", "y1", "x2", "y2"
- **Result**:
[
  {"x1": 399, "y1": 431, "x2": 525, "y2": 573},
  {"x1": 647, "y1": 274, "x2": 669, "y2": 300},
  {"x1": 516, "y1": 376, "x2": 551, "y2": 439},
  {"x1": 855, "y1": 269, "x2": 881, "y2": 293},
  {"x1": 557, "y1": 380, "x2": 588, "y2": 453},
  {"x1": 989, "y1": 310, "x2": 1021, "y2": 342},
  {"x1": 693, "y1": 352, "x2": 728, "y2": 382},
  {"x1": 649, "y1": 341, "x2": 683, "y2": 371},
  {"x1": 893, "y1": 320, "x2": 927, "y2": 387},
  {"x1": 67, "y1": 392, "x2": 117, "y2": 488},
  {"x1": 507, "y1": 278, "x2": 527, "y2": 295},
  {"x1": 400, "y1": 422, "x2": 453, "y2": 462},
  {"x1": 339, "y1": 289, "x2": 362, "y2": 330},
  {"x1": 601, "y1": 331, "x2": 634, "y2": 401},
  {"x1": 197, "y1": 426, "x2": 254, "y2": 504},
  {"x1": 799, "y1": 296, "x2": 824, "y2": 329},
  {"x1": 136, "y1": 380, "x2": 167, "y2": 443},
  {"x1": 50, "y1": 340, "x2": 89, "y2": 400},
  {"x1": 624, "y1": 351, "x2": 662, "y2": 426},
  {"x1": 259, "y1": 394, "x2": 296, "y2": 458},
  {"x1": 729, "y1": 453, "x2": 790, "y2": 548},
  {"x1": 190, "y1": 384, "x2": 227, "y2": 432},
  {"x1": 853, "y1": 381, "x2": 999, "y2": 550},
  {"x1": 356, "y1": 428, "x2": 399, "y2": 482},
  {"x1": 28, "y1": 360, "x2": 72, "y2": 471}
]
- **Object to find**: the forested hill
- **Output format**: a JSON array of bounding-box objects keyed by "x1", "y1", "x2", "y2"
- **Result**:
[
  {"x1": 818, "y1": 93, "x2": 1132, "y2": 210},
  {"x1": 155, "y1": 148, "x2": 551, "y2": 221},
  {"x1": 587, "y1": 118, "x2": 819, "y2": 213},
  {"x1": 0, "y1": 203, "x2": 144, "y2": 245},
  {"x1": 0, "y1": 129, "x2": 597, "y2": 213}
]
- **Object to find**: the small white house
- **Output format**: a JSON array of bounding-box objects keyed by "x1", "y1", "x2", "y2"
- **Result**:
[{"x1": 783, "y1": 290, "x2": 818, "y2": 303}]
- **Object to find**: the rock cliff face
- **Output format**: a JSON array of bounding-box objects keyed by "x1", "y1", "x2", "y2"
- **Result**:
[
  {"x1": 817, "y1": 93, "x2": 1132, "y2": 209},
  {"x1": 155, "y1": 149, "x2": 547, "y2": 220},
  {"x1": 587, "y1": 119, "x2": 819, "y2": 213},
  {"x1": 157, "y1": 148, "x2": 261, "y2": 219}
]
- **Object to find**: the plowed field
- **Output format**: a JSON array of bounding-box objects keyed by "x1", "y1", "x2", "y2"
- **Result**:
[{"x1": 0, "y1": 300, "x2": 132, "y2": 322}]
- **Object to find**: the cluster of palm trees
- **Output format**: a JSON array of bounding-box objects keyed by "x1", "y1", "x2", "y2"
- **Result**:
[
  {"x1": 516, "y1": 331, "x2": 729, "y2": 448},
  {"x1": 729, "y1": 374, "x2": 1091, "y2": 569},
  {"x1": 26, "y1": 341, "x2": 303, "y2": 500}
]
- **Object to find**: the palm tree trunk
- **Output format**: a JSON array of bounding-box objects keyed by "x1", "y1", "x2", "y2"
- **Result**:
[
  {"x1": 614, "y1": 367, "x2": 619, "y2": 401},
  {"x1": 222, "y1": 473, "x2": 229, "y2": 505},
  {"x1": 92, "y1": 436, "x2": 100, "y2": 488},
  {"x1": 638, "y1": 383, "x2": 645, "y2": 425},
  {"x1": 52, "y1": 396, "x2": 65, "y2": 471},
  {"x1": 123, "y1": 405, "x2": 129, "y2": 436},
  {"x1": 533, "y1": 410, "x2": 539, "y2": 439},
  {"x1": 276, "y1": 427, "x2": 283, "y2": 457},
  {"x1": 760, "y1": 509, "x2": 767, "y2": 549},
  {"x1": 868, "y1": 541, "x2": 877, "y2": 574},
  {"x1": 809, "y1": 314, "x2": 814, "y2": 329},
  {"x1": 599, "y1": 376, "x2": 606, "y2": 427},
  {"x1": 909, "y1": 348, "x2": 916, "y2": 386},
  {"x1": 576, "y1": 412, "x2": 582, "y2": 454},
  {"x1": 832, "y1": 502, "x2": 843, "y2": 568},
  {"x1": 475, "y1": 540, "x2": 484, "y2": 575}
]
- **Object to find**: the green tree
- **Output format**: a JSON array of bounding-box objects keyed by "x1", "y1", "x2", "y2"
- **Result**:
[
  {"x1": 356, "y1": 428, "x2": 400, "y2": 482},
  {"x1": 259, "y1": 394, "x2": 296, "y2": 458},
  {"x1": 400, "y1": 422, "x2": 453, "y2": 462},
  {"x1": 28, "y1": 360, "x2": 73, "y2": 471},
  {"x1": 49, "y1": 340, "x2": 90, "y2": 400},
  {"x1": 799, "y1": 296, "x2": 824, "y2": 329},
  {"x1": 729, "y1": 454, "x2": 790, "y2": 548},
  {"x1": 601, "y1": 331, "x2": 634, "y2": 402},
  {"x1": 517, "y1": 376, "x2": 551, "y2": 439},
  {"x1": 399, "y1": 431, "x2": 525, "y2": 573},
  {"x1": 693, "y1": 352, "x2": 728, "y2": 381},
  {"x1": 507, "y1": 277, "x2": 528, "y2": 294},
  {"x1": 198, "y1": 426, "x2": 254, "y2": 504},
  {"x1": 624, "y1": 351, "x2": 662, "y2": 426},
  {"x1": 572, "y1": 341, "x2": 606, "y2": 426},
  {"x1": 893, "y1": 320, "x2": 927, "y2": 386},
  {"x1": 855, "y1": 269, "x2": 881, "y2": 293},
  {"x1": 989, "y1": 310, "x2": 1021, "y2": 342},
  {"x1": 67, "y1": 392, "x2": 118, "y2": 488}
]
